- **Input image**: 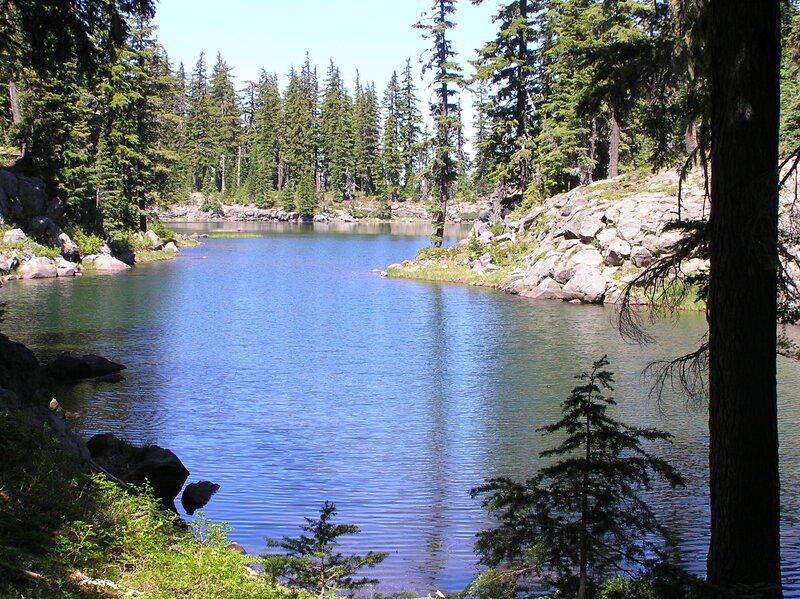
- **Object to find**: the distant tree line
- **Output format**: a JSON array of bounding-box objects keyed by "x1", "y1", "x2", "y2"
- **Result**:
[{"x1": 1, "y1": 1, "x2": 799, "y2": 238}]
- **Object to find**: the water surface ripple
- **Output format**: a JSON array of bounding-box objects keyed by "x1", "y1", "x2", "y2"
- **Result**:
[{"x1": 1, "y1": 222, "x2": 798, "y2": 595}]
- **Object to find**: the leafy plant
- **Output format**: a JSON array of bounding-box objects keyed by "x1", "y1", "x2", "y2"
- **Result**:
[
  {"x1": 471, "y1": 357, "x2": 685, "y2": 599},
  {"x1": 71, "y1": 228, "x2": 105, "y2": 255},
  {"x1": 261, "y1": 501, "x2": 388, "y2": 599}
]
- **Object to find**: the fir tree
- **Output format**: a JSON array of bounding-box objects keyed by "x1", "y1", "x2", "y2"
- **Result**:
[
  {"x1": 472, "y1": 356, "x2": 684, "y2": 599},
  {"x1": 262, "y1": 501, "x2": 388, "y2": 599},
  {"x1": 397, "y1": 58, "x2": 423, "y2": 198},
  {"x1": 248, "y1": 71, "x2": 283, "y2": 205},
  {"x1": 185, "y1": 52, "x2": 214, "y2": 192},
  {"x1": 381, "y1": 72, "x2": 403, "y2": 203},
  {"x1": 320, "y1": 62, "x2": 355, "y2": 199},
  {"x1": 472, "y1": 0, "x2": 543, "y2": 197},
  {"x1": 416, "y1": 0, "x2": 464, "y2": 247},
  {"x1": 208, "y1": 52, "x2": 240, "y2": 195},
  {"x1": 94, "y1": 14, "x2": 163, "y2": 232}
]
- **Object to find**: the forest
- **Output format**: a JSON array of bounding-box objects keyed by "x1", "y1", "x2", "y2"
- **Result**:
[
  {"x1": 1, "y1": 1, "x2": 798, "y2": 598},
  {"x1": 2, "y1": 1, "x2": 799, "y2": 239}
]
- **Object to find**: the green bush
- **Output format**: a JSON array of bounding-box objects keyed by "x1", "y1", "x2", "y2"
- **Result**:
[
  {"x1": 150, "y1": 219, "x2": 176, "y2": 242},
  {"x1": 71, "y1": 228, "x2": 105, "y2": 256}
]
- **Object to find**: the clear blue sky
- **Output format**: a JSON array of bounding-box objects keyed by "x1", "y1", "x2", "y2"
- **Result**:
[{"x1": 153, "y1": 0, "x2": 499, "y2": 119}]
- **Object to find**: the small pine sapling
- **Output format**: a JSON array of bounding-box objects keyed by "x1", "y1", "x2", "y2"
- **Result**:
[
  {"x1": 471, "y1": 356, "x2": 685, "y2": 599},
  {"x1": 261, "y1": 501, "x2": 388, "y2": 599}
]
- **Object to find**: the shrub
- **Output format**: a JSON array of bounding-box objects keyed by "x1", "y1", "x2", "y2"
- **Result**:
[
  {"x1": 71, "y1": 228, "x2": 105, "y2": 255},
  {"x1": 472, "y1": 357, "x2": 685, "y2": 599},
  {"x1": 261, "y1": 501, "x2": 388, "y2": 599}
]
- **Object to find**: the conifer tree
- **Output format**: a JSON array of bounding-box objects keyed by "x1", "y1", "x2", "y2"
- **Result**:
[
  {"x1": 248, "y1": 71, "x2": 283, "y2": 205},
  {"x1": 283, "y1": 58, "x2": 319, "y2": 194},
  {"x1": 381, "y1": 72, "x2": 403, "y2": 203},
  {"x1": 416, "y1": 0, "x2": 464, "y2": 246},
  {"x1": 185, "y1": 52, "x2": 214, "y2": 193},
  {"x1": 320, "y1": 62, "x2": 355, "y2": 199},
  {"x1": 472, "y1": 357, "x2": 684, "y2": 599},
  {"x1": 397, "y1": 59, "x2": 423, "y2": 198},
  {"x1": 208, "y1": 52, "x2": 240, "y2": 195},
  {"x1": 95, "y1": 14, "x2": 163, "y2": 232},
  {"x1": 472, "y1": 0, "x2": 542, "y2": 197},
  {"x1": 20, "y1": 62, "x2": 98, "y2": 230}
]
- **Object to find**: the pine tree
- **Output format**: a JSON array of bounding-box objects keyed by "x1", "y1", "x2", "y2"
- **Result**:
[
  {"x1": 381, "y1": 72, "x2": 403, "y2": 203},
  {"x1": 247, "y1": 71, "x2": 283, "y2": 206},
  {"x1": 472, "y1": 356, "x2": 684, "y2": 599},
  {"x1": 320, "y1": 62, "x2": 355, "y2": 199},
  {"x1": 262, "y1": 502, "x2": 388, "y2": 599},
  {"x1": 415, "y1": 0, "x2": 464, "y2": 247},
  {"x1": 208, "y1": 52, "x2": 240, "y2": 195},
  {"x1": 94, "y1": 14, "x2": 163, "y2": 232},
  {"x1": 283, "y1": 57, "x2": 319, "y2": 192},
  {"x1": 20, "y1": 62, "x2": 98, "y2": 230},
  {"x1": 472, "y1": 0, "x2": 543, "y2": 197},
  {"x1": 397, "y1": 59, "x2": 423, "y2": 198},
  {"x1": 185, "y1": 52, "x2": 214, "y2": 193}
]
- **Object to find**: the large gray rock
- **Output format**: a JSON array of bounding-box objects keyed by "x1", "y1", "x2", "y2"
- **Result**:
[
  {"x1": 569, "y1": 248, "x2": 604, "y2": 268},
  {"x1": 522, "y1": 276, "x2": 563, "y2": 300},
  {"x1": 54, "y1": 256, "x2": 78, "y2": 277},
  {"x1": 562, "y1": 265, "x2": 607, "y2": 303},
  {"x1": 605, "y1": 239, "x2": 632, "y2": 266},
  {"x1": 3, "y1": 228, "x2": 27, "y2": 243},
  {"x1": 616, "y1": 220, "x2": 641, "y2": 242},
  {"x1": 578, "y1": 215, "x2": 604, "y2": 242},
  {"x1": 631, "y1": 246, "x2": 655, "y2": 268},
  {"x1": 29, "y1": 216, "x2": 79, "y2": 260},
  {"x1": 658, "y1": 230, "x2": 684, "y2": 254},
  {"x1": 0, "y1": 170, "x2": 57, "y2": 223},
  {"x1": 144, "y1": 229, "x2": 163, "y2": 249},
  {"x1": 20, "y1": 256, "x2": 57, "y2": 279},
  {"x1": 92, "y1": 254, "x2": 131, "y2": 272}
]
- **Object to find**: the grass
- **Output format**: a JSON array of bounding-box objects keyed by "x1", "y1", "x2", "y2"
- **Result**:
[
  {"x1": 387, "y1": 262, "x2": 508, "y2": 287},
  {"x1": 207, "y1": 231, "x2": 261, "y2": 239},
  {"x1": 135, "y1": 249, "x2": 180, "y2": 262},
  {"x1": 0, "y1": 408, "x2": 299, "y2": 599}
]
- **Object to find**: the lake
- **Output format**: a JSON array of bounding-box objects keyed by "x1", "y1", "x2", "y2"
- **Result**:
[{"x1": 1, "y1": 221, "x2": 798, "y2": 595}]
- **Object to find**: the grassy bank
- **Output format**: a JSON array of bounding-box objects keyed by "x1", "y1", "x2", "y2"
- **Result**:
[{"x1": 0, "y1": 409, "x2": 296, "y2": 599}]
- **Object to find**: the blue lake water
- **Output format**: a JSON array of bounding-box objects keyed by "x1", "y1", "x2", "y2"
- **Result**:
[{"x1": 1, "y1": 221, "x2": 798, "y2": 595}]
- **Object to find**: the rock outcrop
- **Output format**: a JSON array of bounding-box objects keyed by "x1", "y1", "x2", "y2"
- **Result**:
[{"x1": 46, "y1": 352, "x2": 126, "y2": 381}]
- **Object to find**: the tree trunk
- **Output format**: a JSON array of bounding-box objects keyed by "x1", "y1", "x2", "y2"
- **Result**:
[
  {"x1": 236, "y1": 145, "x2": 241, "y2": 188},
  {"x1": 7, "y1": 80, "x2": 21, "y2": 123},
  {"x1": 684, "y1": 118, "x2": 699, "y2": 156},
  {"x1": 608, "y1": 110, "x2": 620, "y2": 179},
  {"x1": 220, "y1": 153, "x2": 226, "y2": 194},
  {"x1": 707, "y1": 1, "x2": 783, "y2": 596}
]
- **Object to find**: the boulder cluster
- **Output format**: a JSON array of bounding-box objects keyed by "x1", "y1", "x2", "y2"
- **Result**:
[{"x1": 466, "y1": 169, "x2": 799, "y2": 304}]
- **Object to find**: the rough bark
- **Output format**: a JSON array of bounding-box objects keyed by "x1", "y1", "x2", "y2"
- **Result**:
[
  {"x1": 7, "y1": 80, "x2": 21, "y2": 123},
  {"x1": 608, "y1": 110, "x2": 620, "y2": 179},
  {"x1": 707, "y1": 1, "x2": 782, "y2": 596}
]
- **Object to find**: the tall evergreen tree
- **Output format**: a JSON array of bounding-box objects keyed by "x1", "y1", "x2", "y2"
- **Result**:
[
  {"x1": 94, "y1": 14, "x2": 163, "y2": 232},
  {"x1": 397, "y1": 59, "x2": 423, "y2": 198},
  {"x1": 472, "y1": 0, "x2": 543, "y2": 198},
  {"x1": 208, "y1": 52, "x2": 240, "y2": 195},
  {"x1": 381, "y1": 72, "x2": 403, "y2": 203},
  {"x1": 185, "y1": 52, "x2": 214, "y2": 192},
  {"x1": 320, "y1": 62, "x2": 355, "y2": 200},
  {"x1": 247, "y1": 71, "x2": 283, "y2": 205},
  {"x1": 416, "y1": 0, "x2": 464, "y2": 247},
  {"x1": 282, "y1": 57, "x2": 319, "y2": 195}
]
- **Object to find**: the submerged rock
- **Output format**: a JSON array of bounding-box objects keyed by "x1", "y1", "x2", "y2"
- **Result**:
[{"x1": 46, "y1": 352, "x2": 126, "y2": 381}]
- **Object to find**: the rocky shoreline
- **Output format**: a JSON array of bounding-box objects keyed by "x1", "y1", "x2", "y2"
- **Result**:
[
  {"x1": 159, "y1": 197, "x2": 482, "y2": 224},
  {"x1": 386, "y1": 168, "x2": 800, "y2": 306}
]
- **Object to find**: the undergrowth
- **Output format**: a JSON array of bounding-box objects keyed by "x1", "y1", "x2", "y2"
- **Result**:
[{"x1": 0, "y1": 409, "x2": 296, "y2": 599}]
